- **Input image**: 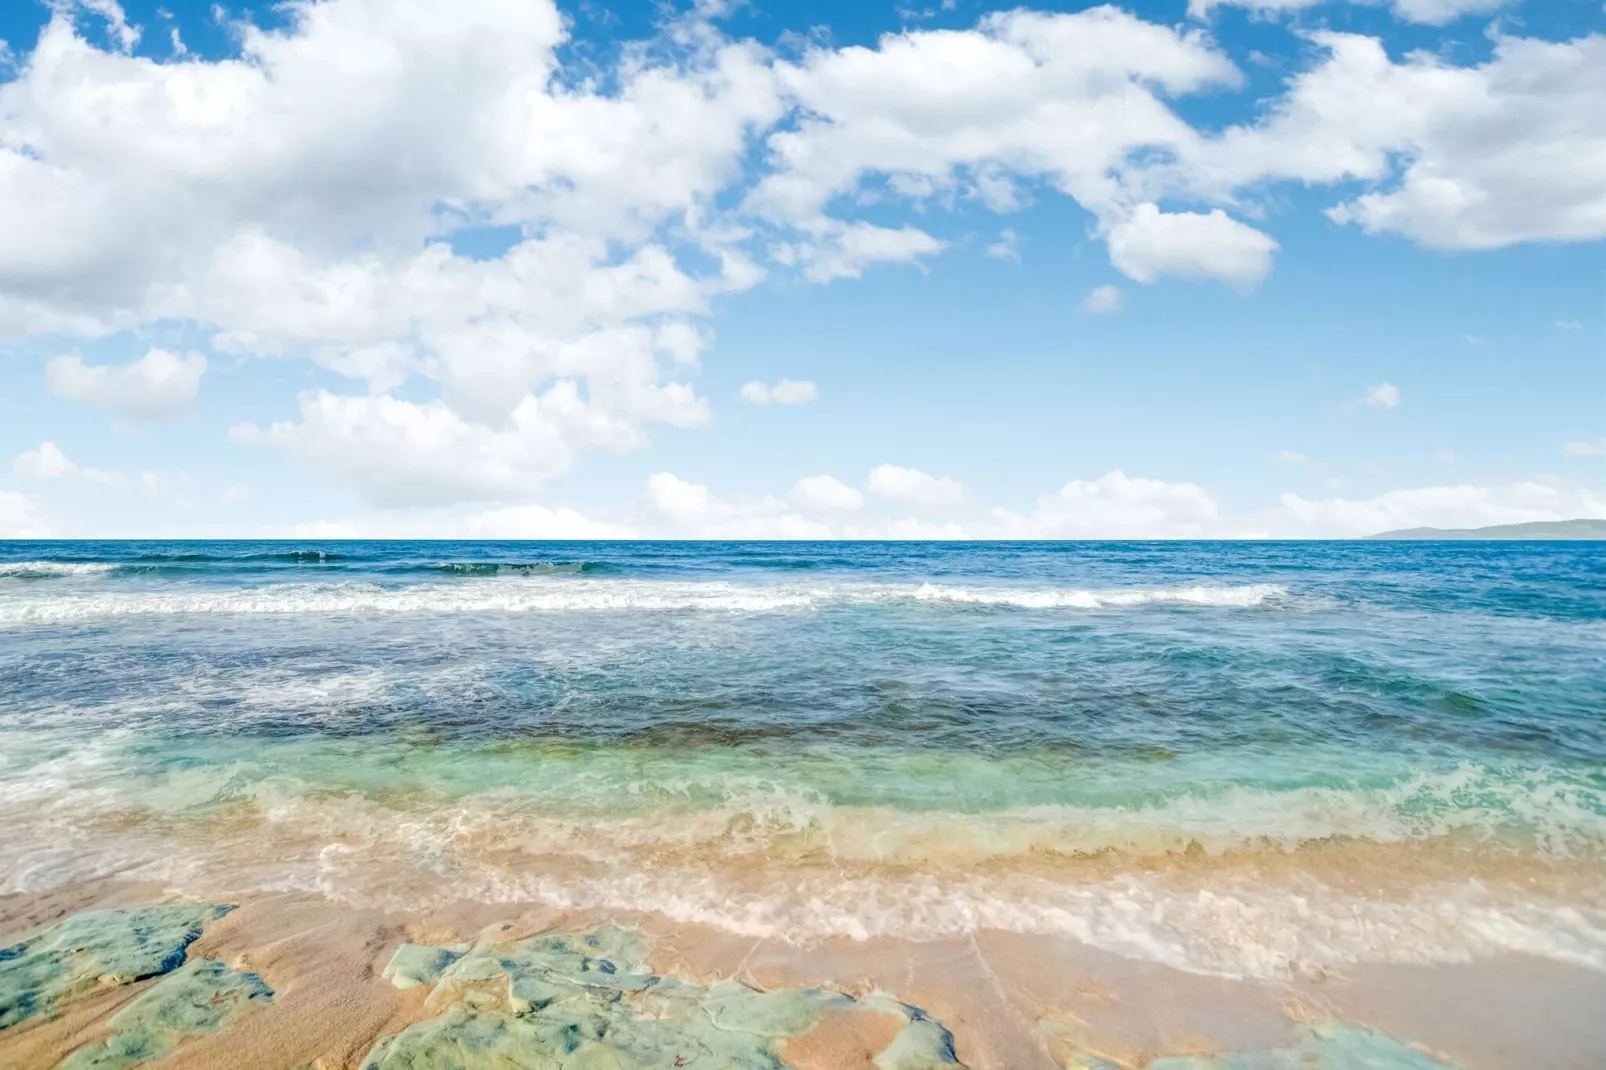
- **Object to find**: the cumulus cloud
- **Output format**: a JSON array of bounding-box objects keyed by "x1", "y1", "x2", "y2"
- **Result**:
[
  {"x1": 643, "y1": 472, "x2": 834, "y2": 538},
  {"x1": 0, "y1": 0, "x2": 776, "y2": 504},
  {"x1": 1106, "y1": 205, "x2": 1277, "y2": 288},
  {"x1": 45, "y1": 348, "x2": 206, "y2": 419},
  {"x1": 985, "y1": 229, "x2": 1020, "y2": 261},
  {"x1": 235, "y1": 381, "x2": 706, "y2": 508},
  {"x1": 999, "y1": 470, "x2": 1225, "y2": 539},
  {"x1": 281, "y1": 502, "x2": 630, "y2": 540},
  {"x1": 774, "y1": 222, "x2": 945, "y2": 283},
  {"x1": 790, "y1": 475, "x2": 864, "y2": 514},
  {"x1": 2, "y1": 3, "x2": 1602, "y2": 523},
  {"x1": 1360, "y1": 382, "x2": 1401, "y2": 409},
  {"x1": 868, "y1": 465, "x2": 965, "y2": 507},
  {"x1": 0, "y1": 491, "x2": 51, "y2": 538},
  {"x1": 1275, "y1": 481, "x2": 1606, "y2": 537},
  {"x1": 1081, "y1": 284, "x2": 1124, "y2": 314},
  {"x1": 739, "y1": 379, "x2": 819, "y2": 405},
  {"x1": 750, "y1": 7, "x2": 1247, "y2": 281},
  {"x1": 12, "y1": 442, "x2": 118, "y2": 483},
  {"x1": 1188, "y1": 0, "x2": 1508, "y2": 27},
  {"x1": 1188, "y1": 32, "x2": 1606, "y2": 251}
]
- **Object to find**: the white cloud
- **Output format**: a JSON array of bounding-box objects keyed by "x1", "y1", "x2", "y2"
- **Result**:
[
  {"x1": 1557, "y1": 320, "x2": 1582, "y2": 330},
  {"x1": 868, "y1": 464, "x2": 965, "y2": 507},
  {"x1": 1000, "y1": 469, "x2": 1225, "y2": 538},
  {"x1": 1190, "y1": 32, "x2": 1606, "y2": 251},
  {"x1": 1081, "y1": 284, "x2": 1123, "y2": 314},
  {"x1": 1275, "y1": 481, "x2": 1606, "y2": 537},
  {"x1": 790, "y1": 474, "x2": 864, "y2": 514},
  {"x1": 2, "y1": 3, "x2": 1602, "y2": 525},
  {"x1": 1268, "y1": 450, "x2": 1308, "y2": 463},
  {"x1": 985, "y1": 229, "x2": 1020, "y2": 261},
  {"x1": 75, "y1": 0, "x2": 141, "y2": 52},
  {"x1": 238, "y1": 381, "x2": 705, "y2": 508},
  {"x1": 1432, "y1": 449, "x2": 1456, "y2": 462},
  {"x1": 44, "y1": 348, "x2": 206, "y2": 419},
  {"x1": 775, "y1": 221, "x2": 945, "y2": 283},
  {"x1": 12, "y1": 441, "x2": 118, "y2": 483},
  {"x1": 280, "y1": 502, "x2": 630, "y2": 540},
  {"x1": 643, "y1": 472, "x2": 833, "y2": 538},
  {"x1": 1366, "y1": 383, "x2": 1401, "y2": 409},
  {"x1": 739, "y1": 379, "x2": 819, "y2": 405},
  {"x1": 750, "y1": 7, "x2": 1242, "y2": 278},
  {"x1": 1106, "y1": 204, "x2": 1277, "y2": 288},
  {"x1": 0, "y1": 0, "x2": 778, "y2": 504},
  {"x1": 0, "y1": 491, "x2": 51, "y2": 538},
  {"x1": 1188, "y1": 0, "x2": 1508, "y2": 28},
  {"x1": 1565, "y1": 437, "x2": 1606, "y2": 457}
]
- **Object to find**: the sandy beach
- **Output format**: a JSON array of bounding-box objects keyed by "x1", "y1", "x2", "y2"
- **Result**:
[{"x1": 6, "y1": 879, "x2": 1606, "y2": 1069}]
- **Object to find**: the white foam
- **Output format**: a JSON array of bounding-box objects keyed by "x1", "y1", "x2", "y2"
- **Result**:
[
  {"x1": 0, "y1": 561, "x2": 118, "y2": 578},
  {"x1": 909, "y1": 582, "x2": 1286, "y2": 608},
  {"x1": 0, "y1": 578, "x2": 1288, "y2": 621},
  {"x1": 4, "y1": 743, "x2": 1605, "y2": 981}
]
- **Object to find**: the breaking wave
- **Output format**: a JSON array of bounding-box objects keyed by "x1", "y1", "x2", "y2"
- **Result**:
[
  {"x1": 0, "y1": 561, "x2": 119, "y2": 578},
  {"x1": 0, "y1": 579, "x2": 1289, "y2": 621}
]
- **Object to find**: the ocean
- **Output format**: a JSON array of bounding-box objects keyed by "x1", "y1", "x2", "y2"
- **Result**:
[{"x1": 2, "y1": 539, "x2": 1603, "y2": 985}]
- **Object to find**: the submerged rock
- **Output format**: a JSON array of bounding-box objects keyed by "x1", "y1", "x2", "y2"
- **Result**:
[
  {"x1": 60, "y1": 958, "x2": 272, "y2": 1070},
  {"x1": 381, "y1": 943, "x2": 466, "y2": 991},
  {"x1": 0, "y1": 904, "x2": 233, "y2": 1031},
  {"x1": 364, "y1": 926, "x2": 964, "y2": 1070}
]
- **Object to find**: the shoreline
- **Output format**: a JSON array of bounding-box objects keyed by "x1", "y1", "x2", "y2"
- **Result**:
[{"x1": 5, "y1": 881, "x2": 1605, "y2": 1069}]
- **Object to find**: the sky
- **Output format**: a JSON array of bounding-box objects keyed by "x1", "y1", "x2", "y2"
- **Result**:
[{"x1": 0, "y1": 0, "x2": 1601, "y2": 540}]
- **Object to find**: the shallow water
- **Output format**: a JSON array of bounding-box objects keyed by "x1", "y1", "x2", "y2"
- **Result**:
[{"x1": 2, "y1": 540, "x2": 1603, "y2": 980}]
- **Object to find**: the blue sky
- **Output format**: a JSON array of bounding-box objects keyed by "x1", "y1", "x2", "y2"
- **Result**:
[{"x1": 0, "y1": 0, "x2": 1601, "y2": 538}]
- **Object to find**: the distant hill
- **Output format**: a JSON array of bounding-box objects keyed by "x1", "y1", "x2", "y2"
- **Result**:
[{"x1": 1367, "y1": 519, "x2": 1606, "y2": 540}]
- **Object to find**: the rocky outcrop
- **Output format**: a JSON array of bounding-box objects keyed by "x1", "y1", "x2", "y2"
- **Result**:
[{"x1": 363, "y1": 925, "x2": 963, "y2": 1070}]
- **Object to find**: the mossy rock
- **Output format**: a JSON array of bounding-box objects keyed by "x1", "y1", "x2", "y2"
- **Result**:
[
  {"x1": 0, "y1": 904, "x2": 233, "y2": 1031},
  {"x1": 364, "y1": 927, "x2": 964, "y2": 1070}
]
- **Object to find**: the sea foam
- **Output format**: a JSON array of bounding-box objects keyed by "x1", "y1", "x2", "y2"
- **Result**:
[
  {"x1": 0, "y1": 578, "x2": 1288, "y2": 621},
  {"x1": 0, "y1": 561, "x2": 119, "y2": 578}
]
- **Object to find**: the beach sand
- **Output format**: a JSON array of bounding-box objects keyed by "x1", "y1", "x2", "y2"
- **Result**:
[{"x1": 4, "y1": 880, "x2": 1603, "y2": 1070}]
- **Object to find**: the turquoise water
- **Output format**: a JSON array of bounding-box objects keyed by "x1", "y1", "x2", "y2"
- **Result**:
[{"x1": 2, "y1": 540, "x2": 1604, "y2": 979}]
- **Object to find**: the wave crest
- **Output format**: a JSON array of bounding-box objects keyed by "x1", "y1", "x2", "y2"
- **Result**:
[
  {"x1": 0, "y1": 579, "x2": 1289, "y2": 620},
  {"x1": 0, "y1": 561, "x2": 119, "y2": 578}
]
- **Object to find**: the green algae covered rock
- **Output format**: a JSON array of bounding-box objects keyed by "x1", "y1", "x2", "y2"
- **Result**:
[
  {"x1": 0, "y1": 904, "x2": 234, "y2": 1031},
  {"x1": 382, "y1": 944, "x2": 465, "y2": 991},
  {"x1": 60, "y1": 958, "x2": 272, "y2": 1070},
  {"x1": 365, "y1": 927, "x2": 964, "y2": 1070}
]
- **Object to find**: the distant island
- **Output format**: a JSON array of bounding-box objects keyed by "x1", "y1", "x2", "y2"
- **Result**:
[{"x1": 1368, "y1": 518, "x2": 1606, "y2": 540}]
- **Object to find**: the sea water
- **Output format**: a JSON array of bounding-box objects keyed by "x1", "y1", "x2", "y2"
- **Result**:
[{"x1": 2, "y1": 540, "x2": 1603, "y2": 981}]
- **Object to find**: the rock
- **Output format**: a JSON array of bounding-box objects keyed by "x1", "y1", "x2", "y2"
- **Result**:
[
  {"x1": 381, "y1": 944, "x2": 465, "y2": 991},
  {"x1": 60, "y1": 958, "x2": 273, "y2": 1070},
  {"x1": 0, "y1": 904, "x2": 234, "y2": 1031},
  {"x1": 364, "y1": 926, "x2": 964, "y2": 1070}
]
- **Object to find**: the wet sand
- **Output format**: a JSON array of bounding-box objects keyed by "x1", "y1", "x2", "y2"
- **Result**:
[{"x1": 4, "y1": 880, "x2": 1604, "y2": 1069}]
